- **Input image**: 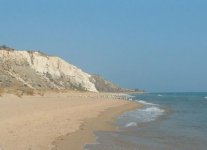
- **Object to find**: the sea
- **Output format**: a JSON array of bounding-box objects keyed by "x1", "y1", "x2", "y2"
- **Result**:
[{"x1": 85, "y1": 92, "x2": 207, "y2": 150}]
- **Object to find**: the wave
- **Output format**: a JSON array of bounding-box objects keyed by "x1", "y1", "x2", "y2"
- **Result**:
[
  {"x1": 121, "y1": 106, "x2": 165, "y2": 128},
  {"x1": 137, "y1": 106, "x2": 165, "y2": 122},
  {"x1": 143, "y1": 106, "x2": 164, "y2": 113},
  {"x1": 157, "y1": 94, "x2": 163, "y2": 97},
  {"x1": 125, "y1": 122, "x2": 137, "y2": 127},
  {"x1": 204, "y1": 96, "x2": 207, "y2": 99},
  {"x1": 137, "y1": 100, "x2": 158, "y2": 106},
  {"x1": 128, "y1": 98, "x2": 133, "y2": 101}
]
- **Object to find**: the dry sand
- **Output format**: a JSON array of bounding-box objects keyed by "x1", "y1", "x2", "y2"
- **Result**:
[{"x1": 0, "y1": 92, "x2": 141, "y2": 150}]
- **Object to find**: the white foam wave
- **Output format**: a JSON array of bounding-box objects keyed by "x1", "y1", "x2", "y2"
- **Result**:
[
  {"x1": 157, "y1": 94, "x2": 163, "y2": 97},
  {"x1": 136, "y1": 107, "x2": 165, "y2": 122},
  {"x1": 137, "y1": 100, "x2": 158, "y2": 106},
  {"x1": 122, "y1": 106, "x2": 165, "y2": 127},
  {"x1": 128, "y1": 98, "x2": 133, "y2": 101},
  {"x1": 204, "y1": 96, "x2": 207, "y2": 99},
  {"x1": 143, "y1": 107, "x2": 164, "y2": 113},
  {"x1": 125, "y1": 122, "x2": 137, "y2": 127}
]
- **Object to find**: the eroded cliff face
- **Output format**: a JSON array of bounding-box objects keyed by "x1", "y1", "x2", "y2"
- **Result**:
[{"x1": 0, "y1": 49, "x2": 98, "y2": 92}]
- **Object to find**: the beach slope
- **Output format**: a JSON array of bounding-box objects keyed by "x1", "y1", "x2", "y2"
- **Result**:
[{"x1": 0, "y1": 92, "x2": 140, "y2": 150}]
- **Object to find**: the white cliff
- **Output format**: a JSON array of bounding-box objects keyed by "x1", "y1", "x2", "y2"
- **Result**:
[{"x1": 0, "y1": 49, "x2": 98, "y2": 92}]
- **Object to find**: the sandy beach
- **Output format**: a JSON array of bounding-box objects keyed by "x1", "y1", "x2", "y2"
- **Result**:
[{"x1": 0, "y1": 92, "x2": 141, "y2": 150}]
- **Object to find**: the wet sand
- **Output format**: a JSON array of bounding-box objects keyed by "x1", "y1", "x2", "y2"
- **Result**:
[{"x1": 0, "y1": 92, "x2": 141, "y2": 150}]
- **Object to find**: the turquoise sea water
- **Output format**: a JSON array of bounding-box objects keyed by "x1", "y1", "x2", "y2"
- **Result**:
[{"x1": 85, "y1": 92, "x2": 207, "y2": 150}]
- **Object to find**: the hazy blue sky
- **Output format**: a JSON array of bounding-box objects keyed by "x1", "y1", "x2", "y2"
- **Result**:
[{"x1": 1, "y1": 0, "x2": 207, "y2": 92}]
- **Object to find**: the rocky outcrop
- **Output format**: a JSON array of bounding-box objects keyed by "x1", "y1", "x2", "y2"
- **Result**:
[
  {"x1": 90, "y1": 75, "x2": 135, "y2": 93},
  {"x1": 0, "y1": 49, "x2": 97, "y2": 92}
]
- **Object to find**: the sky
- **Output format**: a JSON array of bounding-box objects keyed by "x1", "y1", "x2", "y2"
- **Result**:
[{"x1": 0, "y1": 0, "x2": 207, "y2": 92}]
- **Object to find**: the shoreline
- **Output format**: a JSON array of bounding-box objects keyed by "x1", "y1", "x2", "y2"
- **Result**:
[
  {"x1": 52, "y1": 100, "x2": 141, "y2": 150},
  {"x1": 0, "y1": 92, "x2": 142, "y2": 150}
]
